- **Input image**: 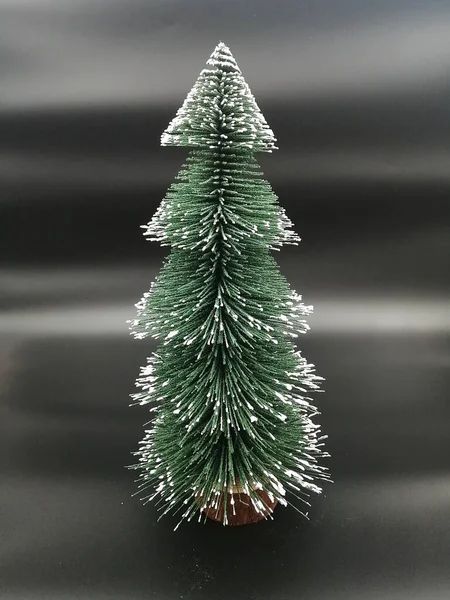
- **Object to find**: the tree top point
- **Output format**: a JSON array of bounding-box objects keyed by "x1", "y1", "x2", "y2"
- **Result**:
[
  {"x1": 207, "y1": 41, "x2": 241, "y2": 73},
  {"x1": 161, "y1": 41, "x2": 277, "y2": 151}
]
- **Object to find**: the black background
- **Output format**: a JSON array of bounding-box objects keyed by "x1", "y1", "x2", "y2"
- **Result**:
[{"x1": 1, "y1": 2, "x2": 450, "y2": 599}]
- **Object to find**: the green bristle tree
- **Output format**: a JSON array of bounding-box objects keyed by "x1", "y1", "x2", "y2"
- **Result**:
[{"x1": 129, "y1": 42, "x2": 329, "y2": 528}]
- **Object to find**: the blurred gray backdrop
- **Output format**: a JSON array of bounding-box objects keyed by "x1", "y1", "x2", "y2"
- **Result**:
[{"x1": 1, "y1": 2, "x2": 449, "y2": 599}]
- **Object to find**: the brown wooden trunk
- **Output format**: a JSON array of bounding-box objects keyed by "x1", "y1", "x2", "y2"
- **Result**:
[{"x1": 199, "y1": 486, "x2": 278, "y2": 526}]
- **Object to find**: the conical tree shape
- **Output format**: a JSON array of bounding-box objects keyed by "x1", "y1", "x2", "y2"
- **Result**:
[
  {"x1": 161, "y1": 42, "x2": 277, "y2": 152},
  {"x1": 129, "y1": 42, "x2": 329, "y2": 528}
]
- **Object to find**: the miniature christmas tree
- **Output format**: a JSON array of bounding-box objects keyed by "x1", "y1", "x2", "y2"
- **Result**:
[{"x1": 129, "y1": 42, "x2": 329, "y2": 528}]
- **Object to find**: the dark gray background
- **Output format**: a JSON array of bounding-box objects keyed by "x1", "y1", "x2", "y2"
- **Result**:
[{"x1": 1, "y1": 1, "x2": 449, "y2": 599}]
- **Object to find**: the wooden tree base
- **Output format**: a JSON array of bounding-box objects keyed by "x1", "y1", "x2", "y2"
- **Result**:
[{"x1": 199, "y1": 489, "x2": 278, "y2": 526}]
